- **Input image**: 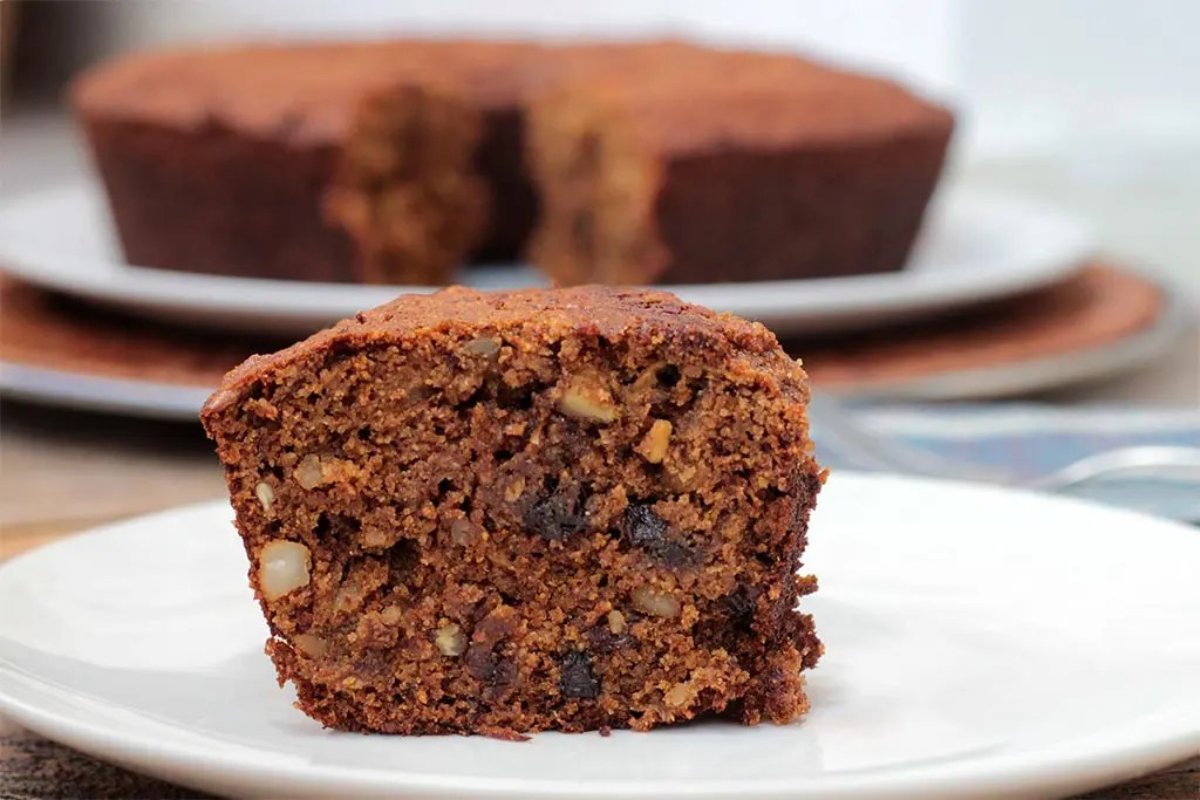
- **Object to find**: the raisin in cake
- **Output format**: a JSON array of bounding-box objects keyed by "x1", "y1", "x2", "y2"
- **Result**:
[
  {"x1": 73, "y1": 39, "x2": 951, "y2": 286},
  {"x1": 202, "y1": 286, "x2": 824, "y2": 735}
]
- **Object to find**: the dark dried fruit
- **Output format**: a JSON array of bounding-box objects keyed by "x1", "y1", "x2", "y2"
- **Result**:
[
  {"x1": 559, "y1": 650, "x2": 600, "y2": 699},
  {"x1": 726, "y1": 585, "x2": 762, "y2": 633},
  {"x1": 623, "y1": 503, "x2": 668, "y2": 548},
  {"x1": 465, "y1": 644, "x2": 518, "y2": 701},
  {"x1": 462, "y1": 605, "x2": 520, "y2": 699},
  {"x1": 653, "y1": 539, "x2": 696, "y2": 569},
  {"x1": 587, "y1": 623, "x2": 634, "y2": 655},
  {"x1": 524, "y1": 486, "x2": 588, "y2": 540},
  {"x1": 472, "y1": 605, "x2": 518, "y2": 647},
  {"x1": 621, "y1": 502, "x2": 697, "y2": 568},
  {"x1": 464, "y1": 643, "x2": 496, "y2": 681}
]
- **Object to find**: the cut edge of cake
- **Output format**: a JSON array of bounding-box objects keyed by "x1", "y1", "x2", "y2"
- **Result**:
[{"x1": 201, "y1": 286, "x2": 825, "y2": 736}]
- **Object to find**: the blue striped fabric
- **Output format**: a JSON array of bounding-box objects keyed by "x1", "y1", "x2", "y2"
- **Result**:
[{"x1": 812, "y1": 404, "x2": 1200, "y2": 522}]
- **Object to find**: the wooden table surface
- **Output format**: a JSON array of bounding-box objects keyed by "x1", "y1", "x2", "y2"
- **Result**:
[{"x1": 2, "y1": 400, "x2": 1198, "y2": 798}]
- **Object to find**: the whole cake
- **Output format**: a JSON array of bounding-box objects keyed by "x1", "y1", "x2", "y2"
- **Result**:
[
  {"x1": 73, "y1": 39, "x2": 953, "y2": 286},
  {"x1": 201, "y1": 286, "x2": 825, "y2": 735}
]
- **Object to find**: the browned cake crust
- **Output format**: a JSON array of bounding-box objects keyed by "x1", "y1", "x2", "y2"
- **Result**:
[
  {"x1": 73, "y1": 39, "x2": 951, "y2": 286},
  {"x1": 201, "y1": 286, "x2": 824, "y2": 735}
]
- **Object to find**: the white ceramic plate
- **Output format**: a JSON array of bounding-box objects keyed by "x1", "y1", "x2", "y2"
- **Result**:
[
  {"x1": 1, "y1": 474, "x2": 1197, "y2": 799},
  {"x1": 0, "y1": 180, "x2": 1091, "y2": 336},
  {"x1": 2, "y1": 283, "x2": 1188, "y2": 419}
]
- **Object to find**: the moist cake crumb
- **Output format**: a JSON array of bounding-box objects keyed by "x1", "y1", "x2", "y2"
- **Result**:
[{"x1": 201, "y1": 285, "x2": 824, "y2": 735}]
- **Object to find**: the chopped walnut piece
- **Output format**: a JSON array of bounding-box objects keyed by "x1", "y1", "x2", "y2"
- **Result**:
[
  {"x1": 449, "y1": 518, "x2": 481, "y2": 546},
  {"x1": 293, "y1": 633, "x2": 328, "y2": 658},
  {"x1": 255, "y1": 481, "x2": 275, "y2": 512},
  {"x1": 435, "y1": 623, "x2": 468, "y2": 656},
  {"x1": 631, "y1": 585, "x2": 681, "y2": 618},
  {"x1": 294, "y1": 454, "x2": 325, "y2": 489},
  {"x1": 464, "y1": 337, "x2": 500, "y2": 356},
  {"x1": 258, "y1": 540, "x2": 311, "y2": 600},
  {"x1": 558, "y1": 377, "x2": 617, "y2": 423},
  {"x1": 663, "y1": 683, "x2": 692, "y2": 708},
  {"x1": 637, "y1": 419, "x2": 672, "y2": 464},
  {"x1": 504, "y1": 476, "x2": 526, "y2": 503}
]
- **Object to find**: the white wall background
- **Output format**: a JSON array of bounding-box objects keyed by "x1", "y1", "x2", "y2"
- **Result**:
[{"x1": 957, "y1": 0, "x2": 1200, "y2": 157}]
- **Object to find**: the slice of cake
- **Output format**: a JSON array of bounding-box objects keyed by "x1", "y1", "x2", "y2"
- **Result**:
[
  {"x1": 74, "y1": 39, "x2": 952, "y2": 287},
  {"x1": 201, "y1": 286, "x2": 824, "y2": 735}
]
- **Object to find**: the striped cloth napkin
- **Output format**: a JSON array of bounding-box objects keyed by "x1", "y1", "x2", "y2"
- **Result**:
[{"x1": 812, "y1": 404, "x2": 1200, "y2": 523}]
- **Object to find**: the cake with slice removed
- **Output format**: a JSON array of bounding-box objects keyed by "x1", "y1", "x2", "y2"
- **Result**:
[
  {"x1": 201, "y1": 286, "x2": 824, "y2": 735},
  {"x1": 73, "y1": 39, "x2": 952, "y2": 286}
]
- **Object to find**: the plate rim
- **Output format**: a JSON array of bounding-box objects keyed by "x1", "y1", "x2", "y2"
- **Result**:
[
  {"x1": 824, "y1": 282, "x2": 1196, "y2": 401},
  {"x1": 0, "y1": 362, "x2": 210, "y2": 420},
  {"x1": 0, "y1": 677, "x2": 1195, "y2": 800},
  {"x1": 2, "y1": 477, "x2": 1199, "y2": 799},
  {"x1": 0, "y1": 179, "x2": 1093, "y2": 336}
]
